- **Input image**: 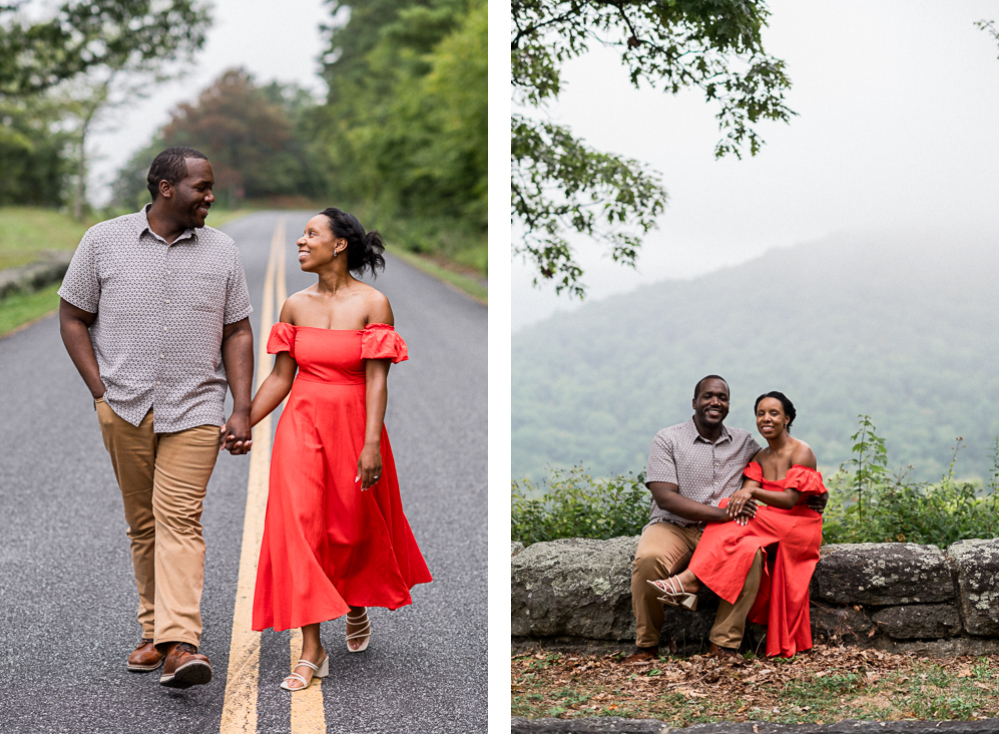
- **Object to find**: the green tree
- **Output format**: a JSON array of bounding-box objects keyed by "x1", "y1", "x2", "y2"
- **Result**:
[
  {"x1": 975, "y1": 19, "x2": 998, "y2": 56},
  {"x1": 387, "y1": 0, "x2": 487, "y2": 225},
  {"x1": 108, "y1": 138, "x2": 161, "y2": 212},
  {"x1": 111, "y1": 69, "x2": 324, "y2": 210},
  {"x1": 0, "y1": 0, "x2": 210, "y2": 95},
  {"x1": 511, "y1": 0, "x2": 795, "y2": 297},
  {"x1": 159, "y1": 69, "x2": 303, "y2": 205},
  {"x1": 0, "y1": 92, "x2": 70, "y2": 206},
  {"x1": 314, "y1": 0, "x2": 486, "y2": 267},
  {"x1": 318, "y1": 0, "x2": 469, "y2": 204},
  {"x1": 1, "y1": 0, "x2": 211, "y2": 212}
]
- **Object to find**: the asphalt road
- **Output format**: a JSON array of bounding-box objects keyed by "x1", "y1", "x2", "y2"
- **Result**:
[{"x1": 0, "y1": 211, "x2": 487, "y2": 733}]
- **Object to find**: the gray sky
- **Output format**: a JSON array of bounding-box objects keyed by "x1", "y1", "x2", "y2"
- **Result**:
[
  {"x1": 88, "y1": 0, "x2": 331, "y2": 205},
  {"x1": 512, "y1": 0, "x2": 1000, "y2": 330}
]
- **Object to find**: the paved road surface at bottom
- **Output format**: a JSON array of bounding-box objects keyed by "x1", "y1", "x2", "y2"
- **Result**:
[{"x1": 0, "y1": 211, "x2": 487, "y2": 733}]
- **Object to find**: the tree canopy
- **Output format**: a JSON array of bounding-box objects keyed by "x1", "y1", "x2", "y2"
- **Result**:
[
  {"x1": 6, "y1": 0, "x2": 487, "y2": 273},
  {"x1": 511, "y1": 0, "x2": 795, "y2": 297},
  {"x1": 315, "y1": 0, "x2": 487, "y2": 266},
  {"x1": 110, "y1": 69, "x2": 323, "y2": 210},
  {"x1": 0, "y1": 0, "x2": 210, "y2": 210},
  {"x1": 0, "y1": 0, "x2": 210, "y2": 96}
]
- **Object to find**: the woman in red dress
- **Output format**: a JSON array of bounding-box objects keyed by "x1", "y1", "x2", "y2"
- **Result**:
[
  {"x1": 649, "y1": 392, "x2": 826, "y2": 658},
  {"x1": 244, "y1": 208, "x2": 432, "y2": 691}
]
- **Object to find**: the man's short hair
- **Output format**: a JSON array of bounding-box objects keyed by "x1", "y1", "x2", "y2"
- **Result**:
[
  {"x1": 147, "y1": 147, "x2": 208, "y2": 200},
  {"x1": 693, "y1": 374, "x2": 728, "y2": 399}
]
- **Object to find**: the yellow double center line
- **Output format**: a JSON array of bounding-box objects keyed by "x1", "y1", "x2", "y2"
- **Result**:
[{"x1": 220, "y1": 217, "x2": 326, "y2": 733}]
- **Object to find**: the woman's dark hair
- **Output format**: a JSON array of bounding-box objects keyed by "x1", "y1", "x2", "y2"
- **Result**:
[
  {"x1": 319, "y1": 207, "x2": 385, "y2": 278},
  {"x1": 754, "y1": 391, "x2": 797, "y2": 431}
]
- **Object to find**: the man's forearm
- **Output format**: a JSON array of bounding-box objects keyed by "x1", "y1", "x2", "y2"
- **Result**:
[
  {"x1": 58, "y1": 301, "x2": 105, "y2": 398},
  {"x1": 649, "y1": 482, "x2": 729, "y2": 523},
  {"x1": 662, "y1": 493, "x2": 729, "y2": 523},
  {"x1": 221, "y1": 322, "x2": 254, "y2": 411}
]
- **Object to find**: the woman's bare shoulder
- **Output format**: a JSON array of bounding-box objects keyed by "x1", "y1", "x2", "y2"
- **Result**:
[
  {"x1": 359, "y1": 285, "x2": 393, "y2": 325},
  {"x1": 278, "y1": 288, "x2": 316, "y2": 324},
  {"x1": 791, "y1": 439, "x2": 817, "y2": 469}
]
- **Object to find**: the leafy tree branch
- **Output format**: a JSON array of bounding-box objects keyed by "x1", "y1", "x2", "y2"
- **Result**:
[
  {"x1": 511, "y1": 0, "x2": 795, "y2": 296},
  {"x1": 0, "y1": 0, "x2": 210, "y2": 96},
  {"x1": 974, "y1": 18, "x2": 998, "y2": 56},
  {"x1": 512, "y1": 114, "x2": 666, "y2": 297}
]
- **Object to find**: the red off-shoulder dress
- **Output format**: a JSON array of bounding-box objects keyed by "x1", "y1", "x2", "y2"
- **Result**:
[
  {"x1": 252, "y1": 322, "x2": 432, "y2": 632},
  {"x1": 688, "y1": 462, "x2": 827, "y2": 657}
]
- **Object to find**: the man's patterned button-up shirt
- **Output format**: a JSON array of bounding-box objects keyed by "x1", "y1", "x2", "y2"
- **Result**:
[
  {"x1": 645, "y1": 418, "x2": 761, "y2": 528},
  {"x1": 58, "y1": 206, "x2": 253, "y2": 432}
]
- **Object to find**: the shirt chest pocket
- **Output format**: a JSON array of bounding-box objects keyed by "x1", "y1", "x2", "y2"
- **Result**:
[{"x1": 189, "y1": 274, "x2": 227, "y2": 312}]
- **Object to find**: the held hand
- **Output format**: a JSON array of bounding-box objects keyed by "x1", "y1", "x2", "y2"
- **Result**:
[
  {"x1": 805, "y1": 492, "x2": 828, "y2": 514},
  {"x1": 727, "y1": 489, "x2": 756, "y2": 519},
  {"x1": 356, "y1": 442, "x2": 382, "y2": 491},
  {"x1": 733, "y1": 501, "x2": 757, "y2": 526},
  {"x1": 221, "y1": 411, "x2": 253, "y2": 455}
]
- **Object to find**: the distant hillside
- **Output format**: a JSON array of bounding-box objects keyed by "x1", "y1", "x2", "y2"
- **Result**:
[{"x1": 512, "y1": 230, "x2": 999, "y2": 483}]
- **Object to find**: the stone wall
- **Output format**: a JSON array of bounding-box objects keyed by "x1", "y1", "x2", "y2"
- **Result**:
[
  {"x1": 0, "y1": 251, "x2": 74, "y2": 301},
  {"x1": 511, "y1": 537, "x2": 998, "y2": 656}
]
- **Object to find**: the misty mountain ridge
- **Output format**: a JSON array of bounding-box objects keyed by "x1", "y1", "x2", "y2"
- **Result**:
[{"x1": 512, "y1": 229, "x2": 999, "y2": 484}]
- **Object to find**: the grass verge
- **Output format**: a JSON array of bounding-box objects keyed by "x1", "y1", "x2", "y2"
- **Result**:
[
  {"x1": 326, "y1": 202, "x2": 488, "y2": 303},
  {"x1": 511, "y1": 646, "x2": 998, "y2": 725},
  {"x1": 0, "y1": 207, "x2": 93, "y2": 270},
  {"x1": 385, "y1": 244, "x2": 487, "y2": 304},
  {"x1": 204, "y1": 209, "x2": 251, "y2": 229},
  {"x1": 0, "y1": 283, "x2": 60, "y2": 338}
]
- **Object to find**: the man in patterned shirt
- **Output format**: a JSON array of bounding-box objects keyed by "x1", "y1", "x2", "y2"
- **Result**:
[
  {"x1": 626, "y1": 375, "x2": 825, "y2": 663},
  {"x1": 58, "y1": 147, "x2": 254, "y2": 689}
]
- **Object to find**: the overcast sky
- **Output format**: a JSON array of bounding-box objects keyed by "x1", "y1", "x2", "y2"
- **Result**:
[
  {"x1": 511, "y1": 0, "x2": 1000, "y2": 330},
  {"x1": 87, "y1": 0, "x2": 331, "y2": 205}
]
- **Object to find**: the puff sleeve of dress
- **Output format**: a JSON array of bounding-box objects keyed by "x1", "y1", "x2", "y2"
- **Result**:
[
  {"x1": 361, "y1": 323, "x2": 408, "y2": 364},
  {"x1": 267, "y1": 322, "x2": 296, "y2": 357},
  {"x1": 783, "y1": 465, "x2": 827, "y2": 496},
  {"x1": 744, "y1": 461, "x2": 765, "y2": 484}
]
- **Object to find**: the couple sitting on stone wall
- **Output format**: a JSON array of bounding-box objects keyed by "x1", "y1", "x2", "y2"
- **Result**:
[{"x1": 627, "y1": 375, "x2": 829, "y2": 662}]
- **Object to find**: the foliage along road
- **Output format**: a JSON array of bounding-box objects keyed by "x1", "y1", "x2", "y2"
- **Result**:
[{"x1": 0, "y1": 211, "x2": 487, "y2": 733}]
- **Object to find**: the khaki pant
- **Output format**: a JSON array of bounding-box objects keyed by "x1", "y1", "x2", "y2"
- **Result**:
[
  {"x1": 96, "y1": 400, "x2": 220, "y2": 646},
  {"x1": 632, "y1": 521, "x2": 763, "y2": 650}
]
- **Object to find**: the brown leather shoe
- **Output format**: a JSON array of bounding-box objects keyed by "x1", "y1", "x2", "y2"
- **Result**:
[
  {"x1": 708, "y1": 642, "x2": 740, "y2": 658},
  {"x1": 622, "y1": 646, "x2": 658, "y2": 663},
  {"x1": 159, "y1": 642, "x2": 212, "y2": 689},
  {"x1": 127, "y1": 638, "x2": 165, "y2": 672}
]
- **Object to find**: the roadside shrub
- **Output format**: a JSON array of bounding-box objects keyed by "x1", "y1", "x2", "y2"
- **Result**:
[
  {"x1": 511, "y1": 466, "x2": 649, "y2": 545},
  {"x1": 822, "y1": 419, "x2": 999, "y2": 548}
]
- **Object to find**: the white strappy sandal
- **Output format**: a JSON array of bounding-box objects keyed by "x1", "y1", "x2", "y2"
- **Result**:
[
  {"x1": 346, "y1": 610, "x2": 372, "y2": 653},
  {"x1": 647, "y1": 577, "x2": 699, "y2": 611},
  {"x1": 279, "y1": 655, "x2": 329, "y2": 691}
]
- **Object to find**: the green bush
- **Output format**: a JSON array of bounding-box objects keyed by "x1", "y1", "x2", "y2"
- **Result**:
[
  {"x1": 821, "y1": 418, "x2": 999, "y2": 548},
  {"x1": 512, "y1": 417, "x2": 999, "y2": 549},
  {"x1": 511, "y1": 466, "x2": 649, "y2": 545}
]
